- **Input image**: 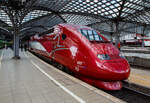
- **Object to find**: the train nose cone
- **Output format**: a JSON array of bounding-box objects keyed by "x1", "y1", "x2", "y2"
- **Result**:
[{"x1": 102, "y1": 60, "x2": 130, "y2": 80}]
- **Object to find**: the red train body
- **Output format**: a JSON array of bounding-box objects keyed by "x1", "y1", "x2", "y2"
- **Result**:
[{"x1": 29, "y1": 24, "x2": 130, "y2": 90}]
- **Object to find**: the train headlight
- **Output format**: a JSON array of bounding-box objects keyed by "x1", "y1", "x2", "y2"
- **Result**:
[
  {"x1": 119, "y1": 52, "x2": 125, "y2": 59},
  {"x1": 97, "y1": 54, "x2": 110, "y2": 60}
]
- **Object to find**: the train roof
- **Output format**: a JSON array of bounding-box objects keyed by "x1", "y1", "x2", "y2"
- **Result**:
[{"x1": 58, "y1": 24, "x2": 93, "y2": 30}]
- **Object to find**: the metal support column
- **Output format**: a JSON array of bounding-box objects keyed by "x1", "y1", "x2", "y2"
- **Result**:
[
  {"x1": 110, "y1": 22, "x2": 114, "y2": 43},
  {"x1": 115, "y1": 22, "x2": 120, "y2": 48},
  {"x1": 142, "y1": 25, "x2": 146, "y2": 47},
  {"x1": 13, "y1": 29, "x2": 20, "y2": 59},
  {"x1": 1, "y1": 1, "x2": 33, "y2": 59}
]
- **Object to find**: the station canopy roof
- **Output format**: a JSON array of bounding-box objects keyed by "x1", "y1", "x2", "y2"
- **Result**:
[{"x1": 1, "y1": 0, "x2": 150, "y2": 37}]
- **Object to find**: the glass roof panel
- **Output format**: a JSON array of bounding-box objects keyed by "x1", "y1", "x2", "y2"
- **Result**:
[
  {"x1": 61, "y1": 14, "x2": 100, "y2": 25},
  {"x1": 23, "y1": 10, "x2": 51, "y2": 23},
  {"x1": 60, "y1": 0, "x2": 122, "y2": 18},
  {"x1": 1, "y1": 0, "x2": 150, "y2": 28},
  {"x1": 0, "y1": 10, "x2": 12, "y2": 26}
]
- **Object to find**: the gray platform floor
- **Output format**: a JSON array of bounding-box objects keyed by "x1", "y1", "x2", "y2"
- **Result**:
[
  {"x1": 122, "y1": 52, "x2": 150, "y2": 59},
  {"x1": 0, "y1": 49, "x2": 123, "y2": 103},
  {"x1": 127, "y1": 67, "x2": 150, "y2": 88},
  {"x1": 131, "y1": 67, "x2": 150, "y2": 76}
]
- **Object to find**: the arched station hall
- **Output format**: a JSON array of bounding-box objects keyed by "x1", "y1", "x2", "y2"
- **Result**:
[{"x1": 0, "y1": 0, "x2": 150, "y2": 103}]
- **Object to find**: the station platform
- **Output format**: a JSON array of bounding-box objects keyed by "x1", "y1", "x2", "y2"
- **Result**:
[
  {"x1": 121, "y1": 51, "x2": 150, "y2": 68},
  {"x1": 121, "y1": 46, "x2": 150, "y2": 54},
  {"x1": 0, "y1": 49, "x2": 124, "y2": 103},
  {"x1": 127, "y1": 67, "x2": 150, "y2": 89},
  {"x1": 121, "y1": 47, "x2": 150, "y2": 88},
  {"x1": 122, "y1": 52, "x2": 150, "y2": 59}
]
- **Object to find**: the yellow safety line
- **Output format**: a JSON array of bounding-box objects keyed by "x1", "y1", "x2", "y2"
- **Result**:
[{"x1": 128, "y1": 72, "x2": 150, "y2": 88}]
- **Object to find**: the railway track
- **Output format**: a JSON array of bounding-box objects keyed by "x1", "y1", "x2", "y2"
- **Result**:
[
  {"x1": 122, "y1": 81, "x2": 150, "y2": 97},
  {"x1": 106, "y1": 88, "x2": 150, "y2": 103},
  {"x1": 30, "y1": 51, "x2": 150, "y2": 103},
  {"x1": 106, "y1": 81, "x2": 150, "y2": 103}
]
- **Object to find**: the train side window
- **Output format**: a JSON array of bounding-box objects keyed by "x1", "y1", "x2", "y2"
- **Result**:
[{"x1": 62, "y1": 34, "x2": 67, "y2": 40}]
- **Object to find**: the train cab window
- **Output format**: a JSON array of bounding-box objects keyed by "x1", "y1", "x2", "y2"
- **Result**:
[
  {"x1": 80, "y1": 29, "x2": 104, "y2": 41},
  {"x1": 80, "y1": 29, "x2": 88, "y2": 38},
  {"x1": 62, "y1": 34, "x2": 67, "y2": 40},
  {"x1": 93, "y1": 30, "x2": 103, "y2": 41},
  {"x1": 88, "y1": 30, "x2": 94, "y2": 40}
]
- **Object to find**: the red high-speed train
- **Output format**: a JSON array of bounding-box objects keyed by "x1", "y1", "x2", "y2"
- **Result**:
[{"x1": 29, "y1": 24, "x2": 130, "y2": 90}]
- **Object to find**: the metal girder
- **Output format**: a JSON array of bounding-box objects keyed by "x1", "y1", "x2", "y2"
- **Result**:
[
  {"x1": 0, "y1": 27, "x2": 12, "y2": 41},
  {"x1": 20, "y1": 31, "x2": 39, "y2": 40},
  {"x1": 58, "y1": 11, "x2": 108, "y2": 20},
  {"x1": 33, "y1": 6, "x2": 108, "y2": 20},
  {"x1": 22, "y1": 13, "x2": 64, "y2": 29},
  {"x1": 0, "y1": 26, "x2": 10, "y2": 33},
  {"x1": 33, "y1": 6, "x2": 67, "y2": 23},
  {"x1": 0, "y1": 0, "x2": 150, "y2": 26},
  {"x1": 1, "y1": 0, "x2": 150, "y2": 48},
  {"x1": 20, "y1": 25, "x2": 47, "y2": 32},
  {"x1": 21, "y1": 13, "x2": 54, "y2": 27},
  {"x1": 87, "y1": 20, "x2": 110, "y2": 27},
  {"x1": 22, "y1": 12, "x2": 66, "y2": 25},
  {"x1": 20, "y1": 25, "x2": 48, "y2": 37},
  {"x1": 0, "y1": 0, "x2": 37, "y2": 58},
  {"x1": 0, "y1": 19, "x2": 9, "y2": 27},
  {"x1": 125, "y1": 1, "x2": 150, "y2": 19}
]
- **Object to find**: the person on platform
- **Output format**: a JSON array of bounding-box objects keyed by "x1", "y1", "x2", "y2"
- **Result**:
[
  {"x1": 118, "y1": 42, "x2": 121, "y2": 50},
  {"x1": 5, "y1": 44, "x2": 8, "y2": 49},
  {"x1": 20, "y1": 44, "x2": 23, "y2": 51},
  {"x1": 24, "y1": 44, "x2": 27, "y2": 51}
]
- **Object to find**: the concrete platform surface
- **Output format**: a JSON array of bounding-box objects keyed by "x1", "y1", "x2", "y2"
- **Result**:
[
  {"x1": 121, "y1": 46, "x2": 150, "y2": 54},
  {"x1": 0, "y1": 49, "x2": 124, "y2": 103},
  {"x1": 122, "y1": 52, "x2": 150, "y2": 59},
  {"x1": 127, "y1": 67, "x2": 150, "y2": 88},
  {"x1": 121, "y1": 46, "x2": 150, "y2": 50},
  {"x1": 122, "y1": 52, "x2": 150, "y2": 68}
]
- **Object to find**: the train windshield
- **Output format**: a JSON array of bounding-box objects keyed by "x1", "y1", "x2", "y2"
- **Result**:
[{"x1": 80, "y1": 29, "x2": 105, "y2": 42}]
